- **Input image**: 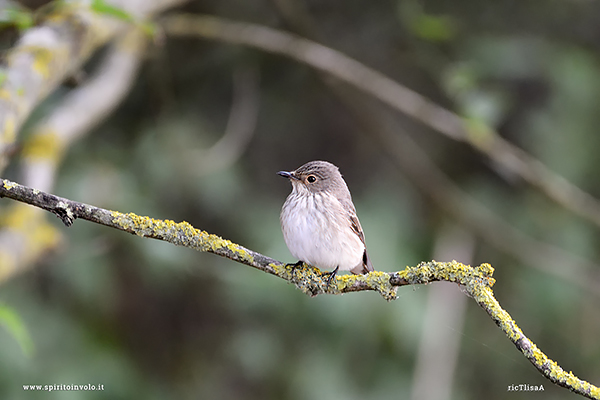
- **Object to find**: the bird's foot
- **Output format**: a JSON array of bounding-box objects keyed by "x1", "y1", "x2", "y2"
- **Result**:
[
  {"x1": 322, "y1": 266, "x2": 340, "y2": 289},
  {"x1": 286, "y1": 260, "x2": 304, "y2": 277}
]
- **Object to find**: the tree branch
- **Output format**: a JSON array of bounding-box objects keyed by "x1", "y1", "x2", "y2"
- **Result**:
[
  {"x1": 0, "y1": 0, "x2": 188, "y2": 172},
  {"x1": 184, "y1": 66, "x2": 260, "y2": 177},
  {"x1": 0, "y1": 28, "x2": 148, "y2": 282},
  {"x1": 0, "y1": 178, "x2": 598, "y2": 399}
]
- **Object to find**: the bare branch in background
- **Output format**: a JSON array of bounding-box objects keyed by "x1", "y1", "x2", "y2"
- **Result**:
[
  {"x1": 21, "y1": 29, "x2": 147, "y2": 191},
  {"x1": 0, "y1": 28, "x2": 146, "y2": 281},
  {"x1": 375, "y1": 108, "x2": 600, "y2": 296},
  {"x1": 0, "y1": 178, "x2": 598, "y2": 400},
  {"x1": 0, "y1": 0, "x2": 188, "y2": 172},
  {"x1": 187, "y1": 66, "x2": 259, "y2": 176},
  {"x1": 161, "y1": 14, "x2": 600, "y2": 231}
]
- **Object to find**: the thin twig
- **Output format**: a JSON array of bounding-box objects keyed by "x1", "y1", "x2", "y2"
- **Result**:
[
  {"x1": 0, "y1": 179, "x2": 598, "y2": 399},
  {"x1": 187, "y1": 66, "x2": 260, "y2": 176}
]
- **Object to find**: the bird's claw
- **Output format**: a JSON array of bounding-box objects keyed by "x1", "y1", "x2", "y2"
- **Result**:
[
  {"x1": 322, "y1": 266, "x2": 340, "y2": 289},
  {"x1": 287, "y1": 260, "x2": 304, "y2": 277}
]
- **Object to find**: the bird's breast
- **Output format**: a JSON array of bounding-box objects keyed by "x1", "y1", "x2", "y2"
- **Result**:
[{"x1": 280, "y1": 193, "x2": 364, "y2": 271}]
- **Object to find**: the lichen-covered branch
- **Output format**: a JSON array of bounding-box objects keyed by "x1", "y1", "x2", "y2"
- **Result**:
[
  {"x1": 161, "y1": 13, "x2": 600, "y2": 231},
  {"x1": 0, "y1": 178, "x2": 598, "y2": 399}
]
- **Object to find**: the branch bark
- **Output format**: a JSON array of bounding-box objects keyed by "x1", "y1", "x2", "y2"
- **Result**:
[{"x1": 0, "y1": 178, "x2": 598, "y2": 399}]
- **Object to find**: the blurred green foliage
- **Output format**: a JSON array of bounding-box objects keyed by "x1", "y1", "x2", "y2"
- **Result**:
[
  {"x1": 0, "y1": 303, "x2": 34, "y2": 357},
  {"x1": 0, "y1": 3, "x2": 33, "y2": 32},
  {"x1": 1, "y1": 0, "x2": 600, "y2": 399}
]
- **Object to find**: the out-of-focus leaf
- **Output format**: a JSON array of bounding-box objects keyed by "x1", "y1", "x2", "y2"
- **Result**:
[
  {"x1": 0, "y1": 69, "x2": 7, "y2": 86},
  {"x1": 0, "y1": 303, "x2": 34, "y2": 357},
  {"x1": 443, "y1": 63, "x2": 480, "y2": 97},
  {"x1": 139, "y1": 21, "x2": 157, "y2": 38},
  {"x1": 398, "y1": 1, "x2": 457, "y2": 42},
  {"x1": 410, "y1": 14, "x2": 457, "y2": 42},
  {"x1": 0, "y1": 6, "x2": 34, "y2": 32},
  {"x1": 91, "y1": 0, "x2": 134, "y2": 22},
  {"x1": 91, "y1": 0, "x2": 157, "y2": 38},
  {"x1": 443, "y1": 64, "x2": 509, "y2": 126}
]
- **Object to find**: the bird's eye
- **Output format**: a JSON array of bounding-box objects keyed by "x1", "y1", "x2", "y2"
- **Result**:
[{"x1": 307, "y1": 175, "x2": 317, "y2": 183}]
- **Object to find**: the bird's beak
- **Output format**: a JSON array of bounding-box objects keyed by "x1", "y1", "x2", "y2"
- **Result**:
[{"x1": 277, "y1": 171, "x2": 300, "y2": 180}]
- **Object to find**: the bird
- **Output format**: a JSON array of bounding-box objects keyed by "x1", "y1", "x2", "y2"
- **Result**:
[{"x1": 278, "y1": 160, "x2": 373, "y2": 284}]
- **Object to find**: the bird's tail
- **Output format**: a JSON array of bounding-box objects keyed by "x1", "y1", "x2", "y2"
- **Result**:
[{"x1": 350, "y1": 250, "x2": 374, "y2": 274}]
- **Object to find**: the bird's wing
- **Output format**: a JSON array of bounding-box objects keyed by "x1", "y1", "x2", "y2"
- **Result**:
[{"x1": 349, "y1": 213, "x2": 374, "y2": 273}]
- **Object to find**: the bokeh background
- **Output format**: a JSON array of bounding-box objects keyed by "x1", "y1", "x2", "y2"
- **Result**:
[{"x1": 1, "y1": 0, "x2": 600, "y2": 399}]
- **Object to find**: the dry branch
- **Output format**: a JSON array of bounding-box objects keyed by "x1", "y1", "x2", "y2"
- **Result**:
[{"x1": 0, "y1": 178, "x2": 598, "y2": 399}]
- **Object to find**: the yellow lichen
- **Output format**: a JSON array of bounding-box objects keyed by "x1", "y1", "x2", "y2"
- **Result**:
[
  {"x1": 205, "y1": 233, "x2": 232, "y2": 251},
  {"x1": 3, "y1": 180, "x2": 17, "y2": 190},
  {"x1": 475, "y1": 285, "x2": 600, "y2": 398},
  {"x1": 0, "y1": 204, "x2": 58, "y2": 244},
  {"x1": 22, "y1": 130, "x2": 64, "y2": 162},
  {"x1": 0, "y1": 252, "x2": 16, "y2": 282},
  {"x1": 29, "y1": 46, "x2": 55, "y2": 79},
  {"x1": 3, "y1": 116, "x2": 16, "y2": 143},
  {"x1": 110, "y1": 211, "x2": 255, "y2": 263},
  {"x1": 0, "y1": 208, "x2": 61, "y2": 284},
  {"x1": 19, "y1": 220, "x2": 61, "y2": 267},
  {"x1": 1, "y1": 204, "x2": 35, "y2": 230},
  {"x1": 0, "y1": 89, "x2": 11, "y2": 100},
  {"x1": 229, "y1": 243, "x2": 255, "y2": 263},
  {"x1": 30, "y1": 221, "x2": 60, "y2": 251},
  {"x1": 272, "y1": 262, "x2": 291, "y2": 277},
  {"x1": 366, "y1": 271, "x2": 398, "y2": 300}
]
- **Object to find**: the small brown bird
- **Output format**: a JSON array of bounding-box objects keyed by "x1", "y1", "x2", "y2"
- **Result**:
[{"x1": 278, "y1": 161, "x2": 374, "y2": 282}]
